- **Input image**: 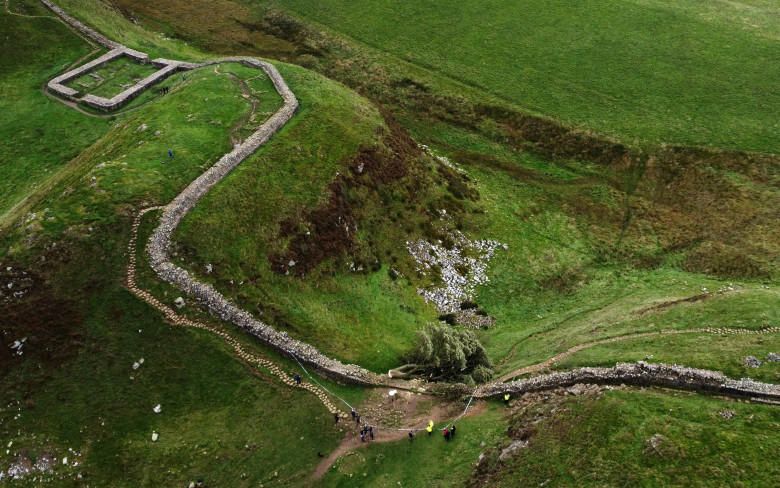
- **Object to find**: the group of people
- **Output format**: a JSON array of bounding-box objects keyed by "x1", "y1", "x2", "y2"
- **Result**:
[
  {"x1": 359, "y1": 424, "x2": 374, "y2": 442},
  {"x1": 408, "y1": 423, "x2": 457, "y2": 442},
  {"x1": 160, "y1": 86, "x2": 170, "y2": 94}
]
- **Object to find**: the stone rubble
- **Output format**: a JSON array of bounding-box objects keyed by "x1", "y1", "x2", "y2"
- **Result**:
[
  {"x1": 743, "y1": 356, "x2": 762, "y2": 368},
  {"x1": 646, "y1": 433, "x2": 665, "y2": 451},
  {"x1": 498, "y1": 439, "x2": 529, "y2": 462},
  {"x1": 407, "y1": 230, "x2": 505, "y2": 316}
]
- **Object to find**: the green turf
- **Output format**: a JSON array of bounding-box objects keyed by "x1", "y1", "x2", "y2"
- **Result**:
[
  {"x1": 65, "y1": 56, "x2": 160, "y2": 98},
  {"x1": 315, "y1": 402, "x2": 507, "y2": 488},
  {"x1": 489, "y1": 388, "x2": 780, "y2": 487},
  {"x1": 3, "y1": 0, "x2": 780, "y2": 485},
  {"x1": 0, "y1": 5, "x2": 112, "y2": 226},
  {"x1": 271, "y1": 0, "x2": 780, "y2": 154},
  {"x1": 171, "y1": 64, "x2": 442, "y2": 373}
]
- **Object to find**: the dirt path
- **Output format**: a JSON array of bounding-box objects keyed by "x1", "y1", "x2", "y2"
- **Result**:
[
  {"x1": 214, "y1": 64, "x2": 258, "y2": 146},
  {"x1": 312, "y1": 388, "x2": 485, "y2": 479}
]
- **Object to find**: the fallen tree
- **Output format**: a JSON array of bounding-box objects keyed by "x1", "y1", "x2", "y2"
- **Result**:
[{"x1": 389, "y1": 322, "x2": 494, "y2": 384}]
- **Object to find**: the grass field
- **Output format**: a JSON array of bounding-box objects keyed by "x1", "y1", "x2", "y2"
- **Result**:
[
  {"x1": 1, "y1": 9, "x2": 366, "y2": 482},
  {"x1": 0, "y1": 4, "x2": 112, "y2": 226},
  {"x1": 269, "y1": 0, "x2": 780, "y2": 154},
  {"x1": 65, "y1": 56, "x2": 160, "y2": 98},
  {"x1": 3, "y1": 0, "x2": 780, "y2": 485},
  {"x1": 482, "y1": 388, "x2": 780, "y2": 487}
]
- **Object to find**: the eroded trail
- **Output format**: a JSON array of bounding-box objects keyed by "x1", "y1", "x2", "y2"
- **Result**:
[{"x1": 312, "y1": 389, "x2": 485, "y2": 479}]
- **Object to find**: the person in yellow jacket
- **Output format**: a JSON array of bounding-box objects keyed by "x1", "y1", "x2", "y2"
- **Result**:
[
  {"x1": 426, "y1": 420, "x2": 434, "y2": 435},
  {"x1": 504, "y1": 393, "x2": 510, "y2": 406}
]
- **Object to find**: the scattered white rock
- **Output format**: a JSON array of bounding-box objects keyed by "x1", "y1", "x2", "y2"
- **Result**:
[
  {"x1": 152, "y1": 432, "x2": 158, "y2": 442},
  {"x1": 138, "y1": 124, "x2": 147, "y2": 131},
  {"x1": 407, "y1": 230, "x2": 505, "y2": 316},
  {"x1": 744, "y1": 356, "x2": 762, "y2": 368},
  {"x1": 153, "y1": 404, "x2": 162, "y2": 414},
  {"x1": 174, "y1": 297, "x2": 185, "y2": 308}
]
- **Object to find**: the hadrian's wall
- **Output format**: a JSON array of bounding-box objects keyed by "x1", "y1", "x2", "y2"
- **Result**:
[
  {"x1": 41, "y1": 0, "x2": 780, "y2": 400},
  {"x1": 477, "y1": 362, "x2": 780, "y2": 401},
  {"x1": 40, "y1": 0, "x2": 120, "y2": 50},
  {"x1": 145, "y1": 60, "x2": 385, "y2": 386}
]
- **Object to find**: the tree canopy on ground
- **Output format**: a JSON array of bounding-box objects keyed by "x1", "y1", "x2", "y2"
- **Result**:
[{"x1": 390, "y1": 322, "x2": 494, "y2": 384}]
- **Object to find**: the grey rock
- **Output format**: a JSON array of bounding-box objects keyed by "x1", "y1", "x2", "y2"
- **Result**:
[{"x1": 744, "y1": 356, "x2": 762, "y2": 368}]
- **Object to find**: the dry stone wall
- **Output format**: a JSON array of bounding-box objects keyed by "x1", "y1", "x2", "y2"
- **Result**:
[
  {"x1": 146, "y1": 60, "x2": 386, "y2": 386},
  {"x1": 478, "y1": 362, "x2": 780, "y2": 401},
  {"x1": 43, "y1": 0, "x2": 780, "y2": 401},
  {"x1": 40, "y1": 0, "x2": 120, "y2": 50}
]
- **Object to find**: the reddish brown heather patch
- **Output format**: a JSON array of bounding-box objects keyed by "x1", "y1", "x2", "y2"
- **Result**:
[
  {"x1": 0, "y1": 266, "x2": 84, "y2": 376},
  {"x1": 269, "y1": 108, "x2": 425, "y2": 277},
  {"x1": 269, "y1": 179, "x2": 356, "y2": 277}
]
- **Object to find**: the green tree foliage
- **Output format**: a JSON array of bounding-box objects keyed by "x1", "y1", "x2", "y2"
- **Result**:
[{"x1": 389, "y1": 322, "x2": 493, "y2": 383}]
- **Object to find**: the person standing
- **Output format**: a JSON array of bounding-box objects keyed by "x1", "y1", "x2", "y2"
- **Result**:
[
  {"x1": 504, "y1": 393, "x2": 510, "y2": 406},
  {"x1": 444, "y1": 428, "x2": 450, "y2": 441},
  {"x1": 295, "y1": 373, "x2": 301, "y2": 385},
  {"x1": 334, "y1": 412, "x2": 340, "y2": 424},
  {"x1": 168, "y1": 149, "x2": 173, "y2": 160},
  {"x1": 408, "y1": 430, "x2": 415, "y2": 442},
  {"x1": 451, "y1": 424, "x2": 457, "y2": 438},
  {"x1": 369, "y1": 426, "x2": 374, "y2": 440}
]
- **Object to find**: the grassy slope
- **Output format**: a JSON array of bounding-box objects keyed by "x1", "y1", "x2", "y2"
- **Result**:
[
  {"x1": 271, "y1": 0, "x2": 780, "y2": 154},
  {"x1": 58, "y1": 0, "x2": 779, "y2": 378},
  {"x1": 483, "y1": 389, "x2": 780, "y2": 487},
  {"x1": 172, "y1": 65, "x2": 445, "y2": 373},
  {"x1": 1, "y1": 9, "x2": 374, "y2": 483},
  {"x1": 315, "y1": 403, "x2": 507, "y2": 488},
  {"x1": 3, "y1": 0, "x2": 780, "y2": 485},
  {"x1": 0, "y1": 3, "x2": 111, "y2": 225}
]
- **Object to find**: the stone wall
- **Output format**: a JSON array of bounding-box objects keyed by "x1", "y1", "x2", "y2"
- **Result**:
[
  {"x1": 40, "y1": 0, "x2": 120, "y2": 50},
  {"x1": 81, "y1": 62, "x2": 177, "y2": 111},
  {"x1": 477, "y1": 361, "x2": 780, "y2": 401},
  {"x1": 145, "y1": 61, "x2": 385, "y2": 386},
  {"x1": 42, "y1": 0, "x2": 780, "y2": 400}
]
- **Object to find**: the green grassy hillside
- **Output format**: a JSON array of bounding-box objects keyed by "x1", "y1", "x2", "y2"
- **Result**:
[
  {"x1": 476, "y1": 388, "x2": 780, "y2": 487},
  {"x1": 271, "y1": 0, "x2": 780, "y2": 154},
  {"x1": 2, "y1": 0, "x2": 780, "y2": 485},
  {"x1": 0, "y1": 3, "x2": 111, "y2": 226},
  {"x1": 1, "y1": 5, "x2": 378, "y2": 483}
]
